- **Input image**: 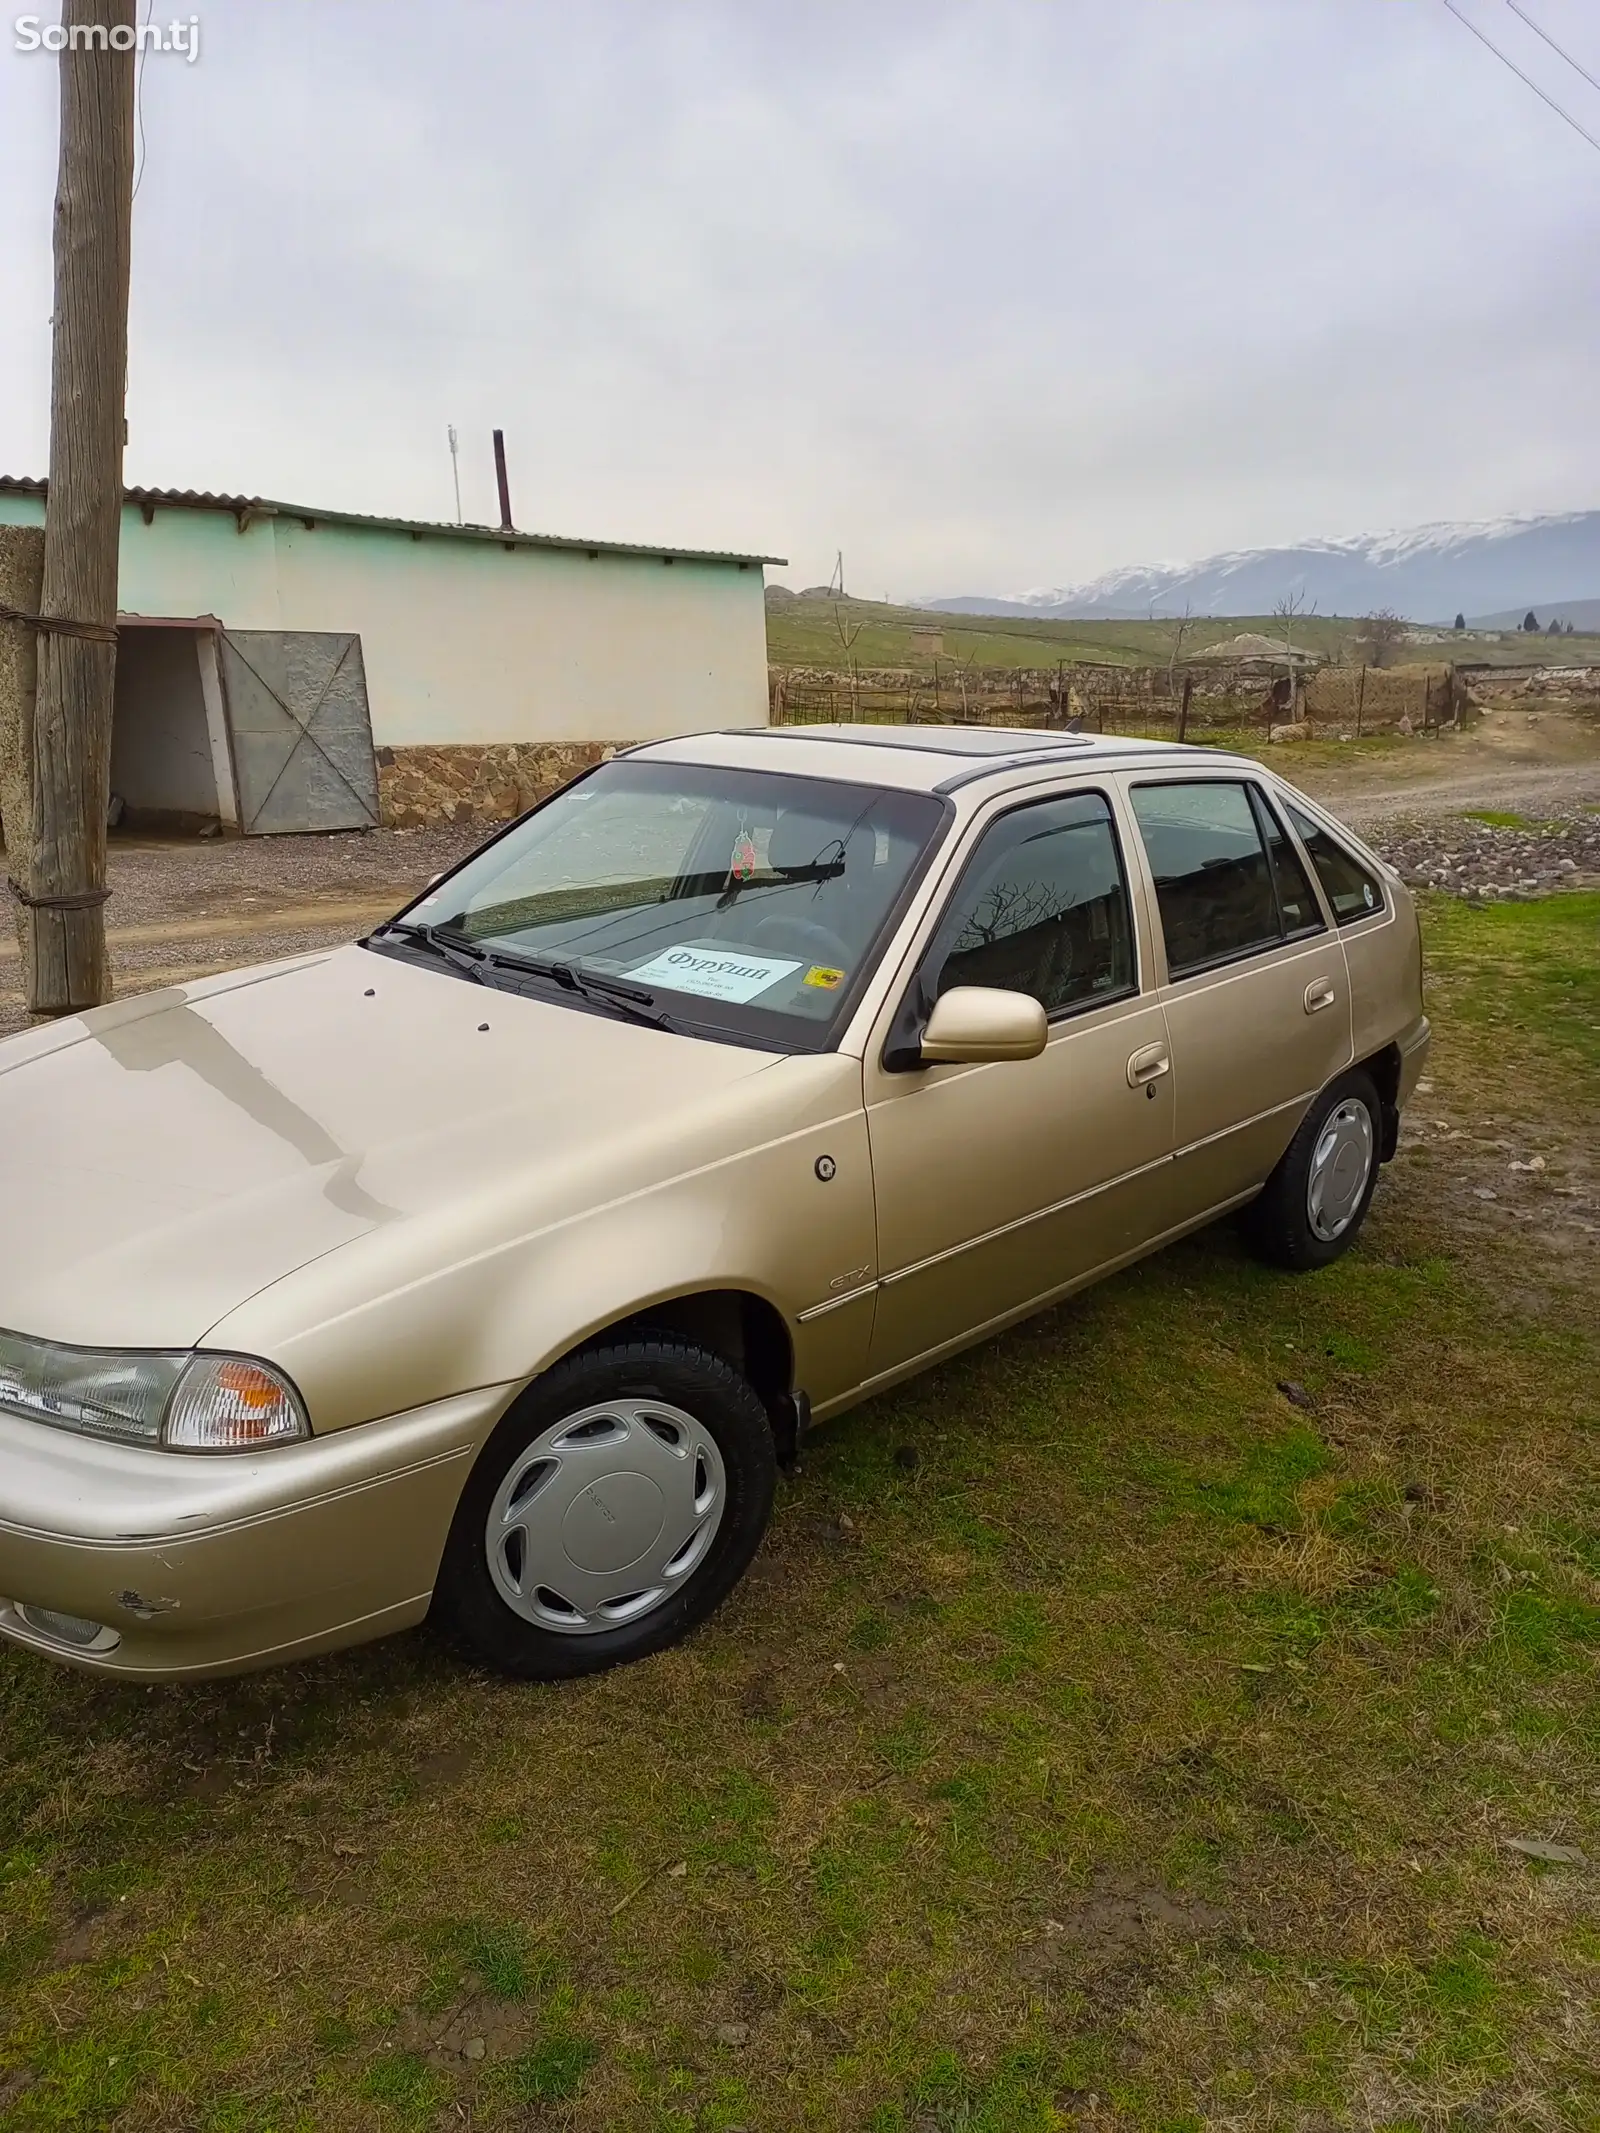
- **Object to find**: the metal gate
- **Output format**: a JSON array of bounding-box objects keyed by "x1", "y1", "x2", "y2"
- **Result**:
[{"x1": 219, "y1": 630, "x2": 380, "y2": 834}]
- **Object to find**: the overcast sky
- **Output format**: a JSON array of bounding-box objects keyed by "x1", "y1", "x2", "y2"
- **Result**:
[{"x1": 2, "y1": 0, "x2": 1597, "y2": 596}]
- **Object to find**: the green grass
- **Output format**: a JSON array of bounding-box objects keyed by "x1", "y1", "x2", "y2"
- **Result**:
[
  {"x1": 763, "y1": 592, "x2": 1600, "y2": 677},
  {"x1": 1, "y1": 896, "x2": 1596, "y2": 2128}
]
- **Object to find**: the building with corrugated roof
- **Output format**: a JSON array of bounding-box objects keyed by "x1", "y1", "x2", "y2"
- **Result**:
[{"x1": 0, "y1": 479, "x2": 780, "y2": 833}]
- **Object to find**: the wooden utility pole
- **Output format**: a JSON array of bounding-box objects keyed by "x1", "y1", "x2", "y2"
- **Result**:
[
  {"x1": 19, "y1": 0, "x2": 135, "y2": 1014},
  {"x1": 0, "y1": 527, "x2": 46, "y2": 923}
]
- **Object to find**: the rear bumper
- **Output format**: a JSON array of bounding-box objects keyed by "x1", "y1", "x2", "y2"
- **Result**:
[
  {"x1": 1398, "y1": 1014, "x2": 1431, "y2": 1103},
  {"x1": 0, "y1": 1384, "x2": 513, "y2": 1679}
]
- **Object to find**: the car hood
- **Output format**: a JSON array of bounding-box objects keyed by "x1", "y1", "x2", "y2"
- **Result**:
[{"x1": 0, "y1": 946, "x2": 783, "y2": 1348}]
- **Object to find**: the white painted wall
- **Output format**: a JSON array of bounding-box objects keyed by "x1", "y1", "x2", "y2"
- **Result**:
[{"x1": 0, "y1": 493, "x2": 771, "y2": 748}]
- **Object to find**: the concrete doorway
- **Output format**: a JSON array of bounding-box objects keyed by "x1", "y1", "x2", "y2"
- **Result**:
[{"x1": 110, "y1": 620, "x2": 234, "y2": 833}]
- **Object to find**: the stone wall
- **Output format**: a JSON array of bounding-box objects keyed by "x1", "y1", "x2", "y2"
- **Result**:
[{"x1": 375, "y1": 741, "x2": 618, "y2": 828}]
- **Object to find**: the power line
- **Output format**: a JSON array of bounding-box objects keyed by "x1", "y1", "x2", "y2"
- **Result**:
[
  {"x1": 1440, "y1": 0, "x2": 1600, "y2": 154},
  {"x1": 1502, "y1": 0, "x2": 1600, "y2": 100},
  {"x1": 131, "y1": 0, "x2": 152, "y2": 201}
]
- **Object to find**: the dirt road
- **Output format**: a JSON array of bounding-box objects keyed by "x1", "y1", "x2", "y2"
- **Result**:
[
  {"x1": 1288, "y1": 702, "x2": 1600, "y2": 826},
  {"x1": 2, "y1": 703, "x2": 1595, "y2": 1041}
]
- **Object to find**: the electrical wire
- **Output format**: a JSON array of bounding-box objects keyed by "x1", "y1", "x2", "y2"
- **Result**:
[
  {"x1": 1440, "y1": 0, "x2": 1600, "y2": 154},
  {"x1": 131, "y1": 0, "x2": 152, "y2": 202},
  {"x1": 1502, "y1": 0, "x2": 1600, "y2": 99}
]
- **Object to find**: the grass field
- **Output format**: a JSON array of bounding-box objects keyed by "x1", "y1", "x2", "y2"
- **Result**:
[
  {"x1": 764, "y1": 596, "x2": 1600, "y2": 679},
  {"x1": 1, "y1": 896, "x2": 1596, "y2": 2132}
]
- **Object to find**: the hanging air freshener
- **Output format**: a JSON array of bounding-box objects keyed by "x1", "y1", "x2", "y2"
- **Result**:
[{"x1": 731, "y1": 821, "x2": 759, "y2": 881}]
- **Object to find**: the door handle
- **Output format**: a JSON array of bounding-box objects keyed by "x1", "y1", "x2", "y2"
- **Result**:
[
  {"x1": 1127, "y1": 1042, "x2": 1171, "y2": 1087},
  {"x1": 1304, "y1": 977, "x2": 1337, "y2": 1015}
]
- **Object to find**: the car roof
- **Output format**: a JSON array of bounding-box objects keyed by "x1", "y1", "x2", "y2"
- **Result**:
[{"x1": 631, "y1": 722, "x2": 1261, "y2": 796}]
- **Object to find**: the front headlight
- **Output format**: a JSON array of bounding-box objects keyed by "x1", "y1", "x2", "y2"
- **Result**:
[{"x1": 0, "y1": 1328, "x2": 308, "y2": 1452}]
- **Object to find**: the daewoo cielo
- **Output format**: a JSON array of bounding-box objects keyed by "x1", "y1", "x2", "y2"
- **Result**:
[{"x1": 0, "y1": 725, "x2": 1428, "y2": 1680}]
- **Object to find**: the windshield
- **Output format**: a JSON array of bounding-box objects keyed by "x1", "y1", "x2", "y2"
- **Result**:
[{"x1": 389, "y1": 758, "x2": 947, "y2": 1048}]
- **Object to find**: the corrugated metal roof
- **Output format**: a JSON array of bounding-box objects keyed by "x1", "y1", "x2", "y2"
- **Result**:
[{"x1": 0, "y1": 476, "x2": 784, "y2": 568}]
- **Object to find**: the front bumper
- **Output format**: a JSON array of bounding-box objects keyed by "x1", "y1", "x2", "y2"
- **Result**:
[{"x1": 0, "y1": 1383, "x2": 513, "y2": 1679}]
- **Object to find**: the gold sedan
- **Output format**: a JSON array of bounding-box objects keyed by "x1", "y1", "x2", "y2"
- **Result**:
[{"x1": 0, "y1": 726, "x2": 1428, "y2": 1680}]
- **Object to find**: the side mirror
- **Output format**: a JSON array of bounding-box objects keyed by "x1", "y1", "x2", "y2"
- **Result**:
[{"x1": 919, "y1": 987, "x2": 1047, "y2": 1066}]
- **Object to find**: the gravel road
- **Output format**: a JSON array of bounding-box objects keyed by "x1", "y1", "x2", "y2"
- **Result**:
[
  {"x1": 1312, "y1": 757, "x2": 1600, "y2": 830},
  {"x1": 3, "y1": 716, "x2": 1596, "y2": 1040}
]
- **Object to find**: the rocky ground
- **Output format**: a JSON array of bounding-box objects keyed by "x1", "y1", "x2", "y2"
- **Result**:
[{"x1": 1367, "y1": 809, "x2": 1600, "y2": 899}]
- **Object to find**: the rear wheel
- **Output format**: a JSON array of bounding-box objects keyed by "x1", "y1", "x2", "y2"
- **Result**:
[
  {"x1": 434, "y1": 1338, "x2": 776, "y2": 1679},
  {"x1": 1243, "y1": 1069, "x2": 1381, "y2": 1272}
]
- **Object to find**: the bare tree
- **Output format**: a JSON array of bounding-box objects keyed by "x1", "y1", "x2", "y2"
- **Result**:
[
  {"x1": 950, "y1": 877, "x2": 1072, "y2": 960},
  {"x1": 1356, "y1": 609, "x2": 1407, "y2": 669},
  {"x1": 830, "y1": 601, "x2": 866, "y2": 719},
  {"x1": 1271, "y1": 589, "x2": 1316, "y2": 720}
]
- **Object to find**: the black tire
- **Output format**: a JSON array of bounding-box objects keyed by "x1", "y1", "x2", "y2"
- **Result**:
[
  {"x1": 433, "y1": 1337, "x2": 776, "y2": 1680},
  {"x1": 1243, "y1": 1068, "x2": 1382, "y2": 1273}
]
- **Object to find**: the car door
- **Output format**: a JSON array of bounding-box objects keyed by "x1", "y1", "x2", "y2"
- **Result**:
[
  {"x1": 1122, "y1": 774, "x2": 1353, "y2": 1217},
  {"x1": 863, "y1": 783, "x2": 1176, "y2": 1383}
]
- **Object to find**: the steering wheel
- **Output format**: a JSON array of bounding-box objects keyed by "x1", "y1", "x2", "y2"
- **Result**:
[{"x1": 745, "y1": 912, "x2": 854, "y2": 973}]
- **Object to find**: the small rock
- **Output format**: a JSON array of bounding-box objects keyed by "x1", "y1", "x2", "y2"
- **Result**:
[
  {"x1": 463, "y1": 2037, "x2": 486, "y2": 2062},
  {"x1": 715, "y1": 2022, "x2": 750, "y2": 2047},
  {"x1": 1473, "y1": 1188, "x2": 1498, "y2": 1201},
  {"x1": 1276, "y1": 1380, "x2": 1313, "y2": 1410},
  {"x1": 1509, "y1": 1156, "x2": 1546, "y2": 1173}
]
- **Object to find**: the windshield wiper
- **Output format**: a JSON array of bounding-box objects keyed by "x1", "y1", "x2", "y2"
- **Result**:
[
  {"x1": 375, "y1": 920, "x2": 503, "y2": 986},
  {"x1": 373, "y1": 923, "x2": 673, "y2": 1030},
  {"x1": 496, "y1": 954, "x2": 675, "y2": 1031}
]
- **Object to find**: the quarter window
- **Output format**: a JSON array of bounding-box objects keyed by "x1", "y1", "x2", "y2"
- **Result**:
[
  {"x1": 1284, "y1": 802, "x2": 1386, "y2": 924},
  {"x1": 927, "y1": 791, "x2": 1134, "y2": 1016}
]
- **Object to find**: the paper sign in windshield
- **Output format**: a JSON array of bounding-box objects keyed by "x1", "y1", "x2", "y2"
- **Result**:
[{"x1": 629, "y1": 941, "x2": 801, "y2": 1004}]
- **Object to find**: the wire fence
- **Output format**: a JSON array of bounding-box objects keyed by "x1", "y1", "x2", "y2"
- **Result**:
[{"x1": 769, "y1": 660, "x2": 1464, "y2": 739}]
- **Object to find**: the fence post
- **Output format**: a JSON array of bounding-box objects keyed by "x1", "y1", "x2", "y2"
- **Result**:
[
  {"x1": 1355, "y1": 663, "x2": 1366, "y2": 740},
  {"x1": 1177, "y1": 672, "x2": 1192, "y2": 744}
]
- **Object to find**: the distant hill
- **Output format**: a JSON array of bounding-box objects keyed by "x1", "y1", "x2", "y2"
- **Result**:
[
  {"x1": 923, "y1": 512, "x2": 1600, "y2": 625},
  {"x1": 1470, "y1": 597, "x2": 1600, "y2": 632}
]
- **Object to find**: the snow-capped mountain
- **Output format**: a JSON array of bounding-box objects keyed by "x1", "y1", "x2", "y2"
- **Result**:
[{"x1": 924, "y1": 512, "x2": 1600, "y2": 623}]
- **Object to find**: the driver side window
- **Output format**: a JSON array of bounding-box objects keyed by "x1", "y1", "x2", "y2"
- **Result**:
[{"x1": 926, "y1": 791, "x2": 1135, "y2": 1016}]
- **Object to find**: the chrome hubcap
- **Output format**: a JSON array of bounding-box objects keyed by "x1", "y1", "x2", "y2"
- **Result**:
[
  {"x1": 486, "y1": 1399, "x2": 725, "y2": 1635},
  {"x1": 1306, "y1": 1097, "x2": 1375, "y2": 1241}
]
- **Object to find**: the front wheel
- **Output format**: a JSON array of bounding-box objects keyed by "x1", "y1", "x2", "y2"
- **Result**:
[
  {"x1": 1243, "y1": 1069, "x2": 1382, "y2": 1272},
  {"x1": 433, "y1": 1337, "x2": 777, "y2": 1679}
]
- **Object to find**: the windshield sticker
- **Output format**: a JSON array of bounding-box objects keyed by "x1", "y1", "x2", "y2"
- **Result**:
[
  {"x1": 628, "y1": 941, "x2": 801, "y2": 1004},
  {"x1": 803, "y1": 965, "x2": 845, "y2": 990}
]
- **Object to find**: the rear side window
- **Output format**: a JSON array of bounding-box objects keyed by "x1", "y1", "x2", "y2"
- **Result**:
[
  {"x1": 1130, "y1": 780, "x2": 1285, "y2": 975},
  {"x1": 1284, "y1": 802, "x2": 1386, "y2": 924},
  {"x1": 1253, "y1": 790, "x2": 1323, "y2": 936},
  {"x1": 928, "y1": 790, "x2": 1134, "y2": 1016}
]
